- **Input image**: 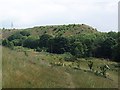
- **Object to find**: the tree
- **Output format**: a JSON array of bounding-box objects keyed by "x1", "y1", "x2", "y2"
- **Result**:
[
  {"x1": 8, "y1": 32, "x2": 23, "y2": 41},
  {"x1": 11, "y1": 39, "x2": 23, "y2": 46},
  {"x1": 47, "y1": 38, "x2": 54, "y2": 53},
  {"x1": 9, "y1": 42, "x2": 14, "y2": 49},
  {"x1": 23, "y1": 36, "x2": 38, "y2": 49},
  {"x1": 2, "y1": 39, "x2": 9, "y2": 46},
  {"x1": 112, "y1": 33, "x2": 120, "y2": 61},
  {"x1": 2, "y1": 39, "x2": 14, "y2": 49},
  {"x1": 20, "y1": 30, "x2": 30, "y2": 36},
  {"x1": 49, "y1": 36, "x2": 70, "y2": 54},
  {"x1": 112, "y1": 44, "x2": 120, "y2": 61},
  {"x1": 96, "y1": 37, "x2": 117, "y2": 59},
  {"x1": 107, "y1": 31, "x2": 118, "y2": 39},
  {"x1": 39, "y1": 34, "x2": 52, "y2": 48},
  {"x1": 69, "y1": 42, "x2": 85, "y2": 58}
]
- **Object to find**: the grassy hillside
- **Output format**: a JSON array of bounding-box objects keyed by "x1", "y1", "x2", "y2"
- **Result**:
[
  {"x1": 2, "y1": 24, "x2": 98, "y2": 39},
  {"x1": 2, "y1": 24, "x2": 119, "y2": 88},
  {"x1": 2, "y1": 46, "x2": 119, "y2": 88}
]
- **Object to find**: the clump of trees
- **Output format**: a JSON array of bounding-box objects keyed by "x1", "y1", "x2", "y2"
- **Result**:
[{"x1": 2, "y1": 30, "x2": 120, "y2": 62}]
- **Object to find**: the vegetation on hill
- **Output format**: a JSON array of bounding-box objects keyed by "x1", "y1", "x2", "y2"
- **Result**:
[
  {"x1": 2, "y1": 24, "x2": 120, "y2": 62},
  {"x1": 1, "y1": 24, "x2": 120, "y2": 88},
  {"x1": 2, "y1": 24, "x2": 98, "y2": 39}
]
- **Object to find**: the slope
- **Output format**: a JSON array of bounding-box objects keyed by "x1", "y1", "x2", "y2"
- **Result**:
[{"x1": 2, "y1": 47, "x2": 119, "y2": 88}]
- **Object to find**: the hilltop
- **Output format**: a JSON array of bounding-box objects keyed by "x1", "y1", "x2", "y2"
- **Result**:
[{"x1": 2, "y1": 24, "x2": 98, "y2": 39}]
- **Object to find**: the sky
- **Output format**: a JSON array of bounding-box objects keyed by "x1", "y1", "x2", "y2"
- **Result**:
[{"x1": 0, "y1": 0, "x2": 119, "y2": 32}]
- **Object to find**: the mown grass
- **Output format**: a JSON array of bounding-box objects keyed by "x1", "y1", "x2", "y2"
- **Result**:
[{"x1": 2, "y1": 47, "x2": 119, "y2": 88}]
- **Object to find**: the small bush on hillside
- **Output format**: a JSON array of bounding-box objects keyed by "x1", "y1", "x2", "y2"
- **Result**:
[
  {"x1": 64, "y1": 52, "x2": 77, "y2": 62},
  {"x1": 12, "y1": 39, "x2": 23, "y2": 46},
  {"x1": 2, "y1": 39, "x2": 9, "y2": 46},
  {"x1": 100, "y1": 65, "x2": 110, "y2": 77},
  {"x1": 8, "y1": 32, "x2": 23, "y2": 41},
  {"x1": 20, "y1": 31, "x2": 30, "y2": 36},
  {"x1": 87, "y1": 61, "x2": 93, "y2": 70},
  {"x1": 24, "y1": 51, "x2": 28, "y2": 57},
  {"x1": 2, "y1": 39, "x2": 14, "y2": 49},
  {"x1": 36, "y1": 47, "x2": 42, "y2": 52}
]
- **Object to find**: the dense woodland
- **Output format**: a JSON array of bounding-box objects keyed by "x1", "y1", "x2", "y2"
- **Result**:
[{"x1": 2, "y1": 24, "x2": 120, "y2": 62}]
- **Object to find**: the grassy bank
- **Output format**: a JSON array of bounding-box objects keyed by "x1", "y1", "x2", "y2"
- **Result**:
[{"x1": 2, "y1": 47, "x2": 119, "y2": 88}]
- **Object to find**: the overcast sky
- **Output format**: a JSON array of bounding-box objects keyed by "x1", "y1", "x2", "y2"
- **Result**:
[{"x1": 0, "y1": 0, "x2": 119, "y2": 32}]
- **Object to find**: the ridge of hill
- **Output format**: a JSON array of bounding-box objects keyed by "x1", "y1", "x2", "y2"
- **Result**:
[{"x1": 2, "y1": 24, "x2": 99, "y2": 39}]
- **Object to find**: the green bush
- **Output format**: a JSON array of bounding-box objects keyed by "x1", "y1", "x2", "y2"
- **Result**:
[
  {"x1": 20, "y1": 31, "x2": 30, "y2": 36},
  {"x1": 64, "y1": 53, "x2": 77, "y2": 62},
  {"x1": 36, "y1": 47, "x2": 42, "y2": 52},
  {"x1": 8, "y1": 32, "x2": 23, "y2": 41},
  {"x1": 23, "y1": 36, "x2": 38, "y2": 49}
]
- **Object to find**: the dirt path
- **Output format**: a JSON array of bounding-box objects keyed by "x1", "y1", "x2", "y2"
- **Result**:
[{"x1": 65, "y1": 72, "x2": 75, "y2": 88}]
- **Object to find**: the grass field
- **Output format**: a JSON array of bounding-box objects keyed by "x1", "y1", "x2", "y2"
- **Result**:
[
  {"x1": 0, "y1": 46, "x2": 2, "y2": 89},
  {"x1": 2, "y1": 46, "x2": 119, "y2": 88}
]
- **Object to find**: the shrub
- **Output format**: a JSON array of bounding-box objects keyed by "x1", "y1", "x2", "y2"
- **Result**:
[
  {"x1": 64, "y1": 53, "x2": 77, "y2": 62},
  {"x1": 87, "y1": 61, "x2": 93, "y2": 70},
  {"x1": 23, "y1": 36, "x2": 38, "y2": 49},
  {"x1": 36, "y1": 47, "x2": 42, "y2": 52},
  {"x1": 12, "y1": 39, "x2": 23, "y2": 46},
  {"x1": 20, "y1": 31, "x2": 30, "y2": 36},
  {"x1": 2, "y1": 39, "x2": 9, "y2": 46},
  {"x1": 8, "y1": 32, "x2": 23, "y2": 41}
]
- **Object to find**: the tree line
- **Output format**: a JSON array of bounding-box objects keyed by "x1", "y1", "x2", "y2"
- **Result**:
[{"x1": 2, "y1": 30, "x2": 120, "y2": 62}]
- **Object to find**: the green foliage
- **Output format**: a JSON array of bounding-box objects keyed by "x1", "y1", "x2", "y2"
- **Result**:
[
  {"x1": 8, "y1": 32, "x2": 23, "y2": 41},
  {"x1": 64, "y1": 52, "x2": 77, "y2": 62},
  {"x1": 2, "y1": 24, "x2": 120, "y2": 62},
  {"x1": 107, "y1": 31, "x2": 118, "y2": 39},
  {"x1": 39, "y1": 34, "x2": 52, "y2": 48},
  {"x1": 2, "y1": 39, "x2": 14, "y2": 49},
  {"x1": 12, "y1": 39, "x2": 23, "y2": 46},
  {"x1": 36, "y1": 47, "x2": 42, "y2": 52},
  {"x1": 23, "y1": 36, "x2": 38, "y2": 49},
  {"x1": 96, "y1": 37, "x2": 117, "y2": 59},
  {"x1": 20, "y1": 31, "x2": 30, "y2": 36},
  {"x1": 69, "y1": 41, "x2": 87, "y2": 58},
  {"x1": 8, "y1": 42, "x2": 14, "y2": 49},
  {"x1": 112, "y1": 40, "x2": 120, "y2": 61},
  {"x1": 48, "y1": 36, "x2": 70, "y2": 54},
  {"x1": 2, "y1": 39, "x2": 9, "y2": 46}
]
